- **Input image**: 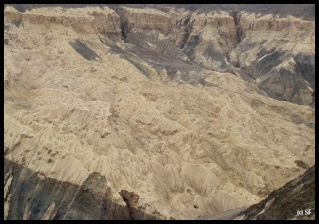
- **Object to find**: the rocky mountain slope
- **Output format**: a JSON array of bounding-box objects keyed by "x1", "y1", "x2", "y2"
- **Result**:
[
  {"x1": 4, "y1": 5, "x2": 315, "y2": 220},
  {"x1": 197, "y1": 165, "x2": 315, "y2": 220},
  {"x1": 114, "y1": 5, "x2": 315, "y2": 106}
]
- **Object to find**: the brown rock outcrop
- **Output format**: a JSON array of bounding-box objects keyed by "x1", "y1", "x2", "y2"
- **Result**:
[
  {"x1": 4, "y1": 6, "x2": 122, "y2": 43},
  {"x1": 115, "y1": 6, "x2": 172, "y2": 37}
]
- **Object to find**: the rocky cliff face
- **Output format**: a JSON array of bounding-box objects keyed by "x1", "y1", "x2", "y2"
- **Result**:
[
  {"x1": 231, "y1": 12, "x2": 315, "y2": 105},
  {"x1": 4, "y1": 6, "x2": 122, "y2": 43},
  {"x1": 118, "y1": 6, "x2": 315, "y2": 105},
  {"x1": 4, "y1": 5, "x2": 315, "y2": 220}
]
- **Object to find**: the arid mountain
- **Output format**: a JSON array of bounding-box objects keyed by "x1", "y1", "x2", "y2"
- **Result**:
[
  {"x1": 197, "y1": 165, "x2": 315, "y2": 220},
  {"x1": 6, "y1": 4, "x2": 316, "y2": 21},
  {"x1": 4, "y1": 5, "x2": 315, "y2": 220}
]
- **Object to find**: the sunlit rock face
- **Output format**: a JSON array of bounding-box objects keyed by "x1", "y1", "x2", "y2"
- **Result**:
[{"x1": 4, "y1": 4, "x2": 315, "y2": 220}]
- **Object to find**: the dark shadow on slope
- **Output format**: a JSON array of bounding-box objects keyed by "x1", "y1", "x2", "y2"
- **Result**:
[
  {"x1": 112, "y1": 44, "x2": 151, "y2": 78},
  {"x1": 4, "y1": 158, "x2": 160, "y2": 220},
  {"x1": 294, "y1": 53, "x2": 315, "y2": 88},
  {"x1": 69, "y1": 41, "x2": 100, "y2": 61}
]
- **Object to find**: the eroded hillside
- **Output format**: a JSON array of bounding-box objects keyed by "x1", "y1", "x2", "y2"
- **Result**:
[
  {"x1": 197, "y1": 166, "x2": 315, "y2": 220},
  {"x1": 4, "y1": 5, "x2": 315, "y2": 220}
]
